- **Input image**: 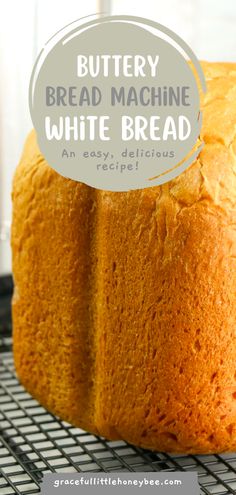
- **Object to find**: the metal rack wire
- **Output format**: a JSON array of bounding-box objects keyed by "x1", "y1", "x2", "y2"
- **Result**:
[{"x1": 0, "y1": 340, "x2": 236, "y2": 495}]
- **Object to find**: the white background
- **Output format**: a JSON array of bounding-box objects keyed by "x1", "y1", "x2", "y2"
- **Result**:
[{"x1": 0, "y1": 0, "x2": 236, "y2": 274}]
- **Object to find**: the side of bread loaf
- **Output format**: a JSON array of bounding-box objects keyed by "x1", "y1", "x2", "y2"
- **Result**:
[{"x1": 12, "y1": 62, "x2": 236, "y2": 453}]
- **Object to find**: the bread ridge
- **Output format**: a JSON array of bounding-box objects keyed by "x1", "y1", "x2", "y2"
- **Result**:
[{"x1": 12, "y1": 62, "x2": 236, "y2": 453}]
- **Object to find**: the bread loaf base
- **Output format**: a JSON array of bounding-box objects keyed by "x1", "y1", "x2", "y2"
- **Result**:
[{"x1": 12, "y1": 62, "x2": 236, "y2": 453}]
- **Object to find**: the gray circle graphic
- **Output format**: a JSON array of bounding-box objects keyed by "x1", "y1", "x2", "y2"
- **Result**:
[{"x1": 29, "y1": 15, "x2": 206, "y2": 191}]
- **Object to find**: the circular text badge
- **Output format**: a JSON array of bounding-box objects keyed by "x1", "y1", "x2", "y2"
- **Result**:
[{"x1": 29, "y1": 15, "x2": 206, "y2": 191}]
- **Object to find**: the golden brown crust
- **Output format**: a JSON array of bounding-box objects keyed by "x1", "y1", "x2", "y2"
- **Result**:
[{"x1": 12, "y1": 62, "x2": 236, "y2": 453}]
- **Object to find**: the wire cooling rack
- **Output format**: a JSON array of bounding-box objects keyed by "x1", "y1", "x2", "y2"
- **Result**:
[{"x1": 0, "y1": 343, "x2": 236, "y2": 495}]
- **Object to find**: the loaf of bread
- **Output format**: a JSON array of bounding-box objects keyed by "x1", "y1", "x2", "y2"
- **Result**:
[{"x1": 12, "y1": 62, "x2": 236, "y2": 453}]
